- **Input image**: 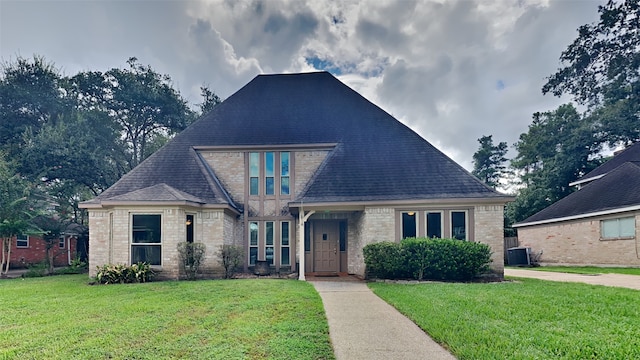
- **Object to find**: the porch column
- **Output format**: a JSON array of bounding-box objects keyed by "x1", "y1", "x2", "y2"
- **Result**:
[{"x1": 298, "y1": 210, "x2": 315, "y2": 281}]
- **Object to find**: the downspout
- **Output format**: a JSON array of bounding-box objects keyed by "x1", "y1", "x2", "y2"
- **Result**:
[{"x1": 298, "y1": 208, "x2": 315, "y2": 281}]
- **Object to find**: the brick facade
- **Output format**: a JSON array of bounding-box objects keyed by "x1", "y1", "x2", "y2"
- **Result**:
[
  {"x1": 8, "y1": 234, "x2": 77, "y2": 269},
  {"x1": 518, "y1": 212, "x2": 640, "y2": 266}
]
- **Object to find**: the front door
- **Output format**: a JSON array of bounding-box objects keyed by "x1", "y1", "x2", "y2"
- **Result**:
[{"x1": 313, "y1": 221, "x2": 339, "y2": 272}]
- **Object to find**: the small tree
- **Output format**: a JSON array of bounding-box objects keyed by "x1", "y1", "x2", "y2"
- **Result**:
[
  {"x1": 218, "y1": 245, "x2": 243, "y2": 279},
  {"x1": 177, "y1": 242, "x2": 206, "y2": 280}
]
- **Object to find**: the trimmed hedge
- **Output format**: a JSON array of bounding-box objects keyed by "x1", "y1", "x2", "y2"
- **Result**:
[{"x1": 364, "y1": 238, "x2": 492, "y2": 281}]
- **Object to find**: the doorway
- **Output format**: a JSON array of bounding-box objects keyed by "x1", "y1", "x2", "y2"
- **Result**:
[{"x1": 313, "y1": 220, "x2": 339, "y2": 272}]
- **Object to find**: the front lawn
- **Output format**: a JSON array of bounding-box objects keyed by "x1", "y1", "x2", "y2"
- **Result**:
[
  {"x1": 517, "y1": 265, "x2": 640, "y2": 276},
  {"x1": 0, "y1": 275, "x2": 334, "y2": 360},
  {"x1": 369, "y1": 279, "x2": 639, "y2": 359}
]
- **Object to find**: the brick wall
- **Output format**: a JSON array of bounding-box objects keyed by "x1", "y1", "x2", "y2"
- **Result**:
[
  {"x1": 347, "y1": 207, "x2": 395, "y2": 276},
  {"x1": 518, "y1": 212, "x2": 640, "y2": 266},
  {"x1": 202, "y1": 151, "x2": 245, "y2": 201},
  {"x1": 474, "y1": 204, "x2": 505, "y2": 273},
  {"x1": 9, "y1": 235, "x2": 77, "y2": 268}
]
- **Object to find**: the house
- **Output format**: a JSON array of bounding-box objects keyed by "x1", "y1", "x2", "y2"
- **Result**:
[
  {"x1": 9, "y1": 232, "x2": 79, "y2": 268},
  {"x1": 514, "y1": 142, "x2": 640, "y2": 266},
  {"x1": 80, "y1": 72, "x2": 511, "y2": 280}
]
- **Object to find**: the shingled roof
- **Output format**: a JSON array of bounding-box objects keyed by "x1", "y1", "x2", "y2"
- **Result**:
[
  {"x1": 515, "y1": 162, "x2": 640, "y2": 227},
  {"x1": 571, "y1": 141, "x2": 640, "y2": 186},
  {"x1": 83, "y1": 72, "x2": 508, "y2": 209}
]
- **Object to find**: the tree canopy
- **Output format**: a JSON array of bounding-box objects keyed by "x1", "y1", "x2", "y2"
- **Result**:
[{"x1": 471, "y1": 135, "x2": 508, "y2": 189}]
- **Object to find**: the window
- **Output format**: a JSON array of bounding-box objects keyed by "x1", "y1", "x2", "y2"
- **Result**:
[
  {"x1": 281, "y1": 152, "x2": 290, "y2": 195},
  {"x1": 451, "y1": 211, "x2": 467, "y2": 240},
  {"x1": 186, "y1": 214, "x2": 195, "y2": 243},
  {"x1": 265, "y1": 152, "x2": 275, "y2": 195},
  {"x1": 426, "y1": 212, "x2": 442, "y2": 238},
  {"x1": 304, "y1": 222, "x2": 311, "y2": 252},
  {"x1": 249, "y1": 152, "x2": 259, "y2": 195},
  {"x1": 59, "y1": 236, "x2": 65, "y2": 249},
  {"x1": 131, "y1": 214, "x2": 162, "y2": 265},
  {"x1": 265, "y1": 221, "x2": 274, "y2": 265},
  {"x1": 16, "y1": 234, "x2": 28, "y2": 248},
  {"x1": 601, "y1": 217, "x2": 635, "y2": 239},
  {"x1": 249, "y1": 222, "x2": 258, "y2": 265},
  {"x1": 402, "y1": 212, "x2": 417, "y2": 239},
  {"x1": 281, "y1": 222, "x2": 290, "y2": 266},
  {"x1": 339, "y1": 221, "x2": 347, "y2": 252}
]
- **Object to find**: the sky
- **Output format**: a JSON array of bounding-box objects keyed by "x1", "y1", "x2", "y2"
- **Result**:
[{"x1": 0, "y1": 0, "x2": 603, "y2": 170}]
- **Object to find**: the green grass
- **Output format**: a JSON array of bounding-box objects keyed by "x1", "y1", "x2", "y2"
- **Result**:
[
  {"x1": 369, "y1": 279, "x2": 639, "y2": 360},
  {"x1": 513, "y1": 265, "x2": 640, "y2": 276},
  {"x1": 0, "y1": 275, "x2": 334, "y2": 360}
]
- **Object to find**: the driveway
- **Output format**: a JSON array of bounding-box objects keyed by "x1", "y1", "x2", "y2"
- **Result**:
[{"x1": 505, "y1": 268, "x2": 640, "y2": 290}]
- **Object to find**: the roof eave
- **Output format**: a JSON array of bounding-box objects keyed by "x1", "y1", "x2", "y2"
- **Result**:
[
  {"x1": 513, "y1": 204, "x2": 640, "y2": 228},
  {"x1": 289, "y1": 196, "x2": 514, "y2": 211},
  {"x1": 79, "y1": 200, "x2": 240, "y2": 214}
]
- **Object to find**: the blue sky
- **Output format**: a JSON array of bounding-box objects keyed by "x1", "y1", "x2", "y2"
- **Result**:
[{"x1": 0, "y1": 0, "x2": 603, "y2": 170}]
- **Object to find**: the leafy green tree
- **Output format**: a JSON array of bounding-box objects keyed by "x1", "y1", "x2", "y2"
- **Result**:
[
  {"x1": 69, "y1": 57, "x2": 195, "y2": 170},
  {"x1": 543, "y1": 0, "x2": 640, "y2": 146},
  {"x1": 199, "y1": 85, "x2": 222, "y2": 115},
  {"x1": 472, "y1": 135, "x2": 508, "y2": 188},
  {"x1": 31, "y1": 215, "x2": 70, "y2": 275}
]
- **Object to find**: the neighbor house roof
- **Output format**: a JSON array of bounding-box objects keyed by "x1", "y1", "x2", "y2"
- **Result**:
[
  {"x1": 82, "y1": 72, "x2": 509, "y2": 209},
  {"x1": 514, "y1": 162, "x2": 640, "y2": 227},
  {"x1": 570, "y1": 141, "x2": 640, "y2": 186}
]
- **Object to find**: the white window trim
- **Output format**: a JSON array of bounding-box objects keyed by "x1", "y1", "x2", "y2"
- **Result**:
[
  {"x1": 281, "y1": 221, "x2": 291, "y2": 266},
  {"x1": 59, "y1": 236, "x2": 65, "y2": 249},
  {"x1": 450, "y1": 210, "x2": 468, "y2": 241},
  {"x1": 16, "y1": 234, "x2": 29, "y2": 248},
  {"x1": 248, "y1": 221, "x2": 259, "y2": 266},
  {"x1": 130, "y1": 213, "x2": 163, "y2": 266},
  {"x1": 401, "y1": 211, "x2": 418, "y2": 239},
  {"x1": 600, "y1": 216, "x2": 636, "y2": 240}
]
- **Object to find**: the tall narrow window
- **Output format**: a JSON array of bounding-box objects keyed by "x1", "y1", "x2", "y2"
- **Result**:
[
  {"x1": 304, "y1": 222, "x2": 311, "y2": 252},
  {"x1": 281, "y1": 152, "x2": 290, "y2": 195},
  {"x1": 131, "y1": 214, "x2": 162, "y2": 265},
  {"x1": 426, "y1": 212, "x2": 442, "y2": 238},
  {"x1": 451, "y1": 211, "x2": 467, "y2": 240},
  {"x1": 249, "y1": 152, "x2": 259, "y2": 195},
  {"x1": 402, "y1": 212, "x2": 417, "y2": 239},
  {"x1": 339, "y1": 221, "x2": 347, "y2": 252},
  {"x1": 186, "y1": 214, "x2": 194, "y2": 243},
  {"x1": 59, "y1": 236, "x2": 65, "y2": 249},
  {"x1": 249, "y1": 222, "x2": 258, "y2": 265},
  {"x1": 281, "y1": 222, "x2": 290, "y2": 266},
  {"x1": 16, "y1": 234, "x2": 29, "y2": 248},
  {"x1": 265, "y1": 152, "x2": 275, "y2": 195},
  {"x1": 265, "y1": 221, "x2": 274, "y2": 265}
]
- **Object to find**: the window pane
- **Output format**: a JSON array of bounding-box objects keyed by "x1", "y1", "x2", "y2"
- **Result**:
[
  {"x1": 266, "y1": 246, "x2": 274, "y2": 265},
  {"x1": 339, "y1": 221, "x2": 347, "y2": 252},
  {"x1": 601, "y1": 219, "x2": 618, "y2": 238},
  {"x1": 620, "y1": 217, "x2": 635, "y2": 237},
  {"x1": 131, "y1": 245, "x2": 161, "y2": 265},
  {"x1": 265, "y1": 152, "x2": 274, "y2": 176},
  {"x1": 16, "y1": 234, "x2": 28, "y2": 247},
  {"x1": 249, "y1": 152, "x2": 259, "y2": 176},
  {"x1": 281, "y1": 152, "x2": 290, "y2": 176},
  {"x1": 186, "y1": 215, "x2": 194, "y2": 243},
  {"x1": 402, "y1": 212, "x2": 417, "y2": 239},
  {"x1": 451, "y1": 211, "x2": 466, "y2": 240},
  {"x1": 281, "y1": 176, "x2": 290, "y2": 195},
  {"x1": 266, "y1": 221, "x2": 274, "y2": 246},
  {"x1": 281, "y1": 222, "x2": 289, "y2": 246},
  {"x1": 250, "y1": 177, "x2": 259, "y2": 195},
  {"x1": 304, "y1": 222, "x2": 310, "y2": 251},
  {"x1": 265, "y1": 177, "x2": 274, "y2": 195},
  {"x1": 59, "y1": 237, "x2": 65, "y2": 249},
  {"x1": 281, "y1": 247, "x2": 290, "y2": 266},
  {"x1": 132, "y1": 215, "x2": 161, "y2": 243},
  {"x1": 426, "y1": 212, "x2": 442, "y2": 238},
  {"x1": 249, "y1": 247, "x2": 258, "y2": 266},
  {"x1": 249, "y1": 222, "x2": 259, "y2": 246}
]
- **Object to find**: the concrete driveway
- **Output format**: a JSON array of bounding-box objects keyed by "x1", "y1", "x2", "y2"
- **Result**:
[{"x1": 505, "y1": 268, "x2": 640, "y2": 290}]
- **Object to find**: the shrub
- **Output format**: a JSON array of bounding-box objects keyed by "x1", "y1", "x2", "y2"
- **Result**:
[
  {"x1": 23, "y1": 262, "x2": 47, "y2": 278},
  {"x1": 177, "y1": 242, "x2": 207, "y2": 280},
  {"x1": 95, "y1": 263, "x2": 154, "y2": 284},
  {"x1": 364, "y1": 238, "x2": 492, "y2": 281},
  {"x1": 218, "y1": 244, "x2": 243, "y2": 279}
]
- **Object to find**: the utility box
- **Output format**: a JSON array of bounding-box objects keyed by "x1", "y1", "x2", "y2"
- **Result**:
[{"x1": 507, "y1": 247, "x2": 531, "y2": 266}]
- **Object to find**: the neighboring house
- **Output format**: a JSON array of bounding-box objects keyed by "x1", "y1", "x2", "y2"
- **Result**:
[
  {"x1": 514, "y1": 142, "x2": 640, "y2": 266},
  {"x1": 80, "y1": 72, "x2": 511, "y2": 280},
  {"x1": 9, "y1": 233, "x2": 78, "y2": 268}
]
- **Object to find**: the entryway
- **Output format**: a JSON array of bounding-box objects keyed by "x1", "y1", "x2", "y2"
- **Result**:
[{"x1": 313, "y1": 220, "x2": 339, "y2": 273}]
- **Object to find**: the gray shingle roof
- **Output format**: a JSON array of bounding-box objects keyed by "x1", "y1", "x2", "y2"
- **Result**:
[
  {"x1": 574, "y1": 141, "x2": 640, "y2": 185},
  {"x1": 515, "y1": 162, "x2": 640, "y2": 226},
  {"x1": 85, "y1": 72, "x2": 508, "y2": 208}
]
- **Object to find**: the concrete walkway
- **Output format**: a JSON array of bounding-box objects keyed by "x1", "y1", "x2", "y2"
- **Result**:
[
  {"x1": 505, "y1": 268, "x2": 640, "y2": 290},
  {"x1": 311, "y1": 280, "x2": 456, "y2": 360}
]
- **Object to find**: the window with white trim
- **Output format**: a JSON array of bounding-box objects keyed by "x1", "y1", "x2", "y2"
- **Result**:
[
  {"x1": 601, "y1": 217, "x2": 635, "y2": 239},
  {"x1": 426, "y1": 212, "x2": 443, "y2": 238},
  {"x1": 249, "y1": 222, "x2": 259, "y2": 265},
  {"x1": 16, "y1": 234, "x2": 29, "y2": 248},
  {"x1": 281, "y1": 222, "x2": 290, "y2": 266},
  {"x1": 451, "y1": 211, "x2": 467, "y2": 240},
  {"x1": 131, "y1": 214, "x2": 162, "y2": 265},
  {"x1": 249, "y1": 152, "x2": 260, "y2": 195},
  {"x1": 281, "y1": 152, "x2": 290, "y2": 195},
  {"x1": 401, "y1": 212, "x2": 417, "y2": 239},
  {"x1": 265, "y1": 221, "x2": 275, "y2": 265},
  {"x1": 59, "y1": 236, "x2": 65, "y2": 249},
  {"x1": 265, "y1": 152, "x2": 275, "y2": 195}
]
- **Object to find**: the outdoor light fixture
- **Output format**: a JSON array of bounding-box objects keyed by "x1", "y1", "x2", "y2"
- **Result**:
[
  {"x1": 185, "y1": 219, "x2": 192, "y2": 226},
  {"x1": 407, "y1": 212, "x2": 415, "y2": 216}
]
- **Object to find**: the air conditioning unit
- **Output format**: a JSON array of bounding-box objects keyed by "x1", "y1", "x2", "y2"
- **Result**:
[{"x1": 507, "y1": 247, "x2": 531, "y2": 266}]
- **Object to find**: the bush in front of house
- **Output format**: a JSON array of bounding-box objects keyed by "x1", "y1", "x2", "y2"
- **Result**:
[
  {"x1": 177, "y1": 242, "x2": 207, "y2": 280},
  {"x1": 95, "y1": 262, "x2": 155, "y2": 284},
  {"x1": 217, "y1": 244, "x2": 243, "y2": 279},
  {"x1": 364, "y1": 238, "x2": 492, "y2": 281}
]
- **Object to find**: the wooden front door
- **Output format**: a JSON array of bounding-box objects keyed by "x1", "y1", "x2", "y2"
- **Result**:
[{"x1": 313, "y1": 221, "x2": 339, "y2": 272}]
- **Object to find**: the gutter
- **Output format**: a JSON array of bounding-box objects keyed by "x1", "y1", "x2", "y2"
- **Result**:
[{"x1": 513, "y1": 204, "x2": 640, "y2": 228}]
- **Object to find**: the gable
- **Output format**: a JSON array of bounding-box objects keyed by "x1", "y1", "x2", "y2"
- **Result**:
[{"x1": 572, "y1": 141, "x2": 640, "y2": 186}]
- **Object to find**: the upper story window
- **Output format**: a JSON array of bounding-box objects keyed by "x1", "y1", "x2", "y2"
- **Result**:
[
  {"x1": 601, "y1": 217, "x2": 635, "y2": 240},
  {"x1": 248, "y1": 151, "x2": 291, "y2": 197},
  {"x1": 16, "y1": 234, "x2": 29, "y2": 248}
]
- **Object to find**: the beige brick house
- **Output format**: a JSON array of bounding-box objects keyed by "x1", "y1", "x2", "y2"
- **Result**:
[
  {"x1": 515, "y1": 142, "x2": 640, "y2": 267},
  {"x1": 81, "y1": 72, "x2": 511, "y2": 279}
]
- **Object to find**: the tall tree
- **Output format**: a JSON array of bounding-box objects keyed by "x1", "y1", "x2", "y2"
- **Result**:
[
  {"x1": 199, "y1": 85, "x2": 222, "y2": 115},
  {"x1": 69, "y1": 57, "x2": 195, "y2": 170},
  {"x1": 543, "y1": 0, "x2": 640, "y2": 146},
  {"x1": 472, "y1": 135, "x2": 508, "y2": 188}
]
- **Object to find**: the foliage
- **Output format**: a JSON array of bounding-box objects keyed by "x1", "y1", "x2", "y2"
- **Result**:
[
  {"x1": 23, "y1": 261, "x2": 47, "y2": 278},
  {"x1": 363, "y1": 238, "x2": 492, "y2": 281},
  {"x1": 199, "y1": 85, "x2": 223, "y2": 115},
  {"x1": 177, "y1": 242, "x2": 207, "y2": 280},
  {"x1": 543, "y1": 0, "x2": 640, "y2": 146},
  {"x1": 218, "y1": 244, "x2": 243, "y2": 279},
  {"x1": 370, "y1": 279, "x2": 640, "y2": 359},
  {"x1": 0, "y1": 275, "x2": 334, "y2": 359},
  {"x1": 95, "y1": 262, "x2": 154, "y2": 284},
  {"x1": 471, "y1": 135, "x2": 508, "y2": 188}
]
